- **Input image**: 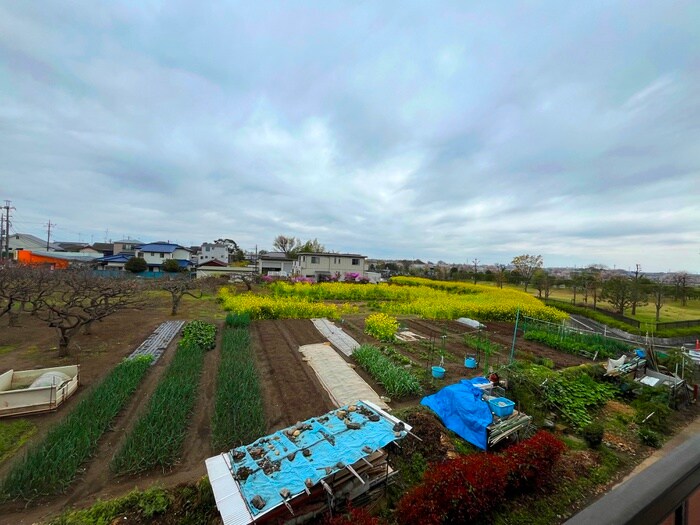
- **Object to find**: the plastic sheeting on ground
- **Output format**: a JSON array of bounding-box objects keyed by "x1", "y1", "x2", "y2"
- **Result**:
[
  {"x1": 421, "y1": 378, "x2": 493, "y2": 450},
  {"x1": 222, "y1": 401, "x2": 409, "y2": 518}
]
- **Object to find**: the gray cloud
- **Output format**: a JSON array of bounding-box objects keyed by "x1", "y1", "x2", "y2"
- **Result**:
[{"x1": 1, "y1": 1, "x2": 699, "y2": 272}]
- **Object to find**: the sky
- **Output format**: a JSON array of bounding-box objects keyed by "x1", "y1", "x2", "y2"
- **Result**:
[{"x1": 1, "y1": 1, "x2": 698, "y2": 272}]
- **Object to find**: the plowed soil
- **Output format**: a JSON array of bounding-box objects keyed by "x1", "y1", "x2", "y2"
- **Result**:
[{"x1": 250, "y1": 319, "x2": 336, "y2": 432}]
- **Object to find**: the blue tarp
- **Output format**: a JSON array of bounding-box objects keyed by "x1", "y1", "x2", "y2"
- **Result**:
[
  {"x1": 421, "y1": 378, "x2": 494, "y2": 450},
  {"x1": 228, "y1": 401, "x2": 408, "y2": 516}
]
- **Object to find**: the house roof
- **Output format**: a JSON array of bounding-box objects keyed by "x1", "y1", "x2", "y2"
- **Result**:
[
  {"x1": 96, "y1": 254, "x2": 132, "y2": 263},
  {"x1": 198, "y1": 259, "x2": 228, "y2": 267},
  {"x1": 137, "y1": 243, "x2": 190, "y2": 254},
  {"x1": 113, "y1": 239, "x2": 143, "y2": 244},
  {"x1": 11, "y1": 233, "x2": 64, "y2": 252},
  {"x1": 259, "y1": 251, "x2": 294, "y2": 261},
  {"x1": 297, "y1": 252, "x2": 366, "y2": 258},
  {"x1": 90, "y1": 243, "x2": 114, "y2": 252},
  {"x1": 28, "y1": 250, "x2": 99, "y2": 262}
]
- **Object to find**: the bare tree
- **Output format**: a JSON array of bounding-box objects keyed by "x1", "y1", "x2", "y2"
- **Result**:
[
  {"x1": 510, "y1": 254, "x2": 543, "y2": 292},
  {"x1": 651, "y1": 279, "x2": 666, "y2": 322},
  {"x1": 630, "y1": 264, "x2": 647, "y2": 315},
  {"x1": 671, "y1": 272, "x2": 690, "y2": 306},
  {"x1": 471, "y1": 258, "x2": 480, "y2": 284},
  {"x1": 158, "y1": 276, "x2": 202, "y2": 315},
  {"x1": 494, "y1": 264, "x2": 507, "y2": 289},
  {"x1": 37, "y1": 270, "x2": 143, "y2": 357},
  {"x1": 532, "y1": 269, "x2": 553, "y2": 299},
  {"x1": 272, "y1": 235, "x2": 300, "y2": 257},
  {"x1": 0, "y1": 266, "x2": 57, "y2": 326}
]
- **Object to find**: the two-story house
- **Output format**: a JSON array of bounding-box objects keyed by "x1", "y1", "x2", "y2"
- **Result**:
[
  {"x1": 257, "y1": 252, "x2": 295, "y2": 276},
  {"x1": 198, "y1": 243, "x2": 229, "y2": 265},
  {"x1": 112, "y1": 239, "x2": 143, "y2": 256},
  {"x1": 134, "y1": 243, "x2": 193, "y2": 272},
  {"x1": 293, "y1": 252, "x2": 367, "y2": 281}
]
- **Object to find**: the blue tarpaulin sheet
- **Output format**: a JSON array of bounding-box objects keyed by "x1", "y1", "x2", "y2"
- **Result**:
[
  {"x1": 227, "y1": 401, "x2": 408, "y2": 516},
  {"x1": 421, "y1": 379, "x2": 493, "y2": 450}
]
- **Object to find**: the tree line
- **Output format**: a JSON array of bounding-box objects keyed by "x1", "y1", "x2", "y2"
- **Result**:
[{"x1": 0, "y1": 265, "x2": 206, "y2": 357}]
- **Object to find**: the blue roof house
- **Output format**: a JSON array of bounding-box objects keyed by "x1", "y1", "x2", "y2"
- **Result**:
[{"x1": 134, "y1": 243, "x2": 193, "y2": 272}]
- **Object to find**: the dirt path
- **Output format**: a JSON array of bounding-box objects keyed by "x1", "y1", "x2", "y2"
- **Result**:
[{"x1": 251, "y1": 319, "x2": 336, "y2": 433}]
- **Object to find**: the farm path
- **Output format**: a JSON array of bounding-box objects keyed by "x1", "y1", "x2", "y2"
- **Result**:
[{"x1": 251, "y1": 319, "x2": 336, "y2": 433}]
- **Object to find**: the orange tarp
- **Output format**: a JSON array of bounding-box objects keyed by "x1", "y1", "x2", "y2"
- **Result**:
[{"x1": 16, "y1": 250, "x2": 69, "y2": 269}]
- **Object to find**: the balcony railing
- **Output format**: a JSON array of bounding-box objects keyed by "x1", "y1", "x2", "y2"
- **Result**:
[{"x1": 566, "y1": 434, "x2": 700, "y2": 525}]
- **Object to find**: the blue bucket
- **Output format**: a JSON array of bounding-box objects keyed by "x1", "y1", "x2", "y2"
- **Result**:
[
  {"x1": 465, "y1": 357, "x2": 477, "y2": 369},
  {"x1": 431, "y1": 366, "x2": 446, "y2": 379}
]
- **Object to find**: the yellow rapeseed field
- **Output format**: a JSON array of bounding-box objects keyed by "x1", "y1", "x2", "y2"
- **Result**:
[{"x1": 218, "y1": 277, "x2": 567, "y2": 323}]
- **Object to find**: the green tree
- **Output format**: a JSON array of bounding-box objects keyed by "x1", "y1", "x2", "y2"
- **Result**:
[
  {"x1": 510, "y1": 254, "x2": 543, "y2": 292},
  {"x1": 601, "y1": 276, "x2": 633, "y2": 315},
  {"x1": 214, "y1": 238, "x2": 245, "y2": 262},
  {"x1": 161, "y1": 259, "x2": 181, "y2": 273},
  {"x1": 295, "y1": 238, "x2": 326, "y2": 255},
  {"x1": 125, "y1": 257, "x2": 147, "y2": 273}
]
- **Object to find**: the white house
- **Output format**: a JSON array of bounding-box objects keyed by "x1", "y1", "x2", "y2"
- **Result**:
[
  {"x1": 134, "y1": 243, "x2": 192, "y2": 272},
  {"x1": 198, "y1": 243, "x2": 229, "y2": 265},
  {"x1": 6, "y1": 233, "x2": 63, "y2": 256},
  {"x1": 293, "y1": 252, "x2": 367, "y2": 281},
  {"x1": 257, "y1": 252, "x2": 295, "y2": 276}
]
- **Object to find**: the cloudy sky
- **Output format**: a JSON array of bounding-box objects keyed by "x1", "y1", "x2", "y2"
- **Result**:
[{"x1": 1, "y1": 1, "x2": 698, "y2": 272}]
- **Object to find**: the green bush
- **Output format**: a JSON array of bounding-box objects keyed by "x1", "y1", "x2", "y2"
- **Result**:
[
  {"x1": 631, "y1": 400, "x2": 671, "y2": 434},
  {"x1": 638, "y1": 427, "x2": 662, "y2": 448},
  {"x1": 582, "y1": 423, "x2": 604, "y2": 449},
  {"x1": 124, "y1": 257, "x2": 147, "y2": 273},
  {"x1": 161, "y1": 259, "x2": 181, "y2": 273}
]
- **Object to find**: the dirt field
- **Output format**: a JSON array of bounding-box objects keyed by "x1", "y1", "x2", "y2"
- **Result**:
[
  {"x1": 340, "y1": 315, "x2": 588, "y2": 391},
  {"x1": 0, "y1": 300, "x2": 594, "y2": 524}
]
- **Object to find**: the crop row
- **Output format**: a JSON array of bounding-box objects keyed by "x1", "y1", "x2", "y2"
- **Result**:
[
  {"x1": 110, "y1": 321, "x2": 213, "y2": 475},
  {"x1": 523, "y1": 329, "x2": 630, "y2": 359},
  {"x1": 1, "y1": 356, "x2": 153, "y2": 500},
  {"x1": 353, "y1": 344, "x2": 422, "y2": 399},
  {"x1": 464, "y1": 334, "x2": 504, "y2": 355},
  {"x1": 211, "y1": 327, "x2": 265, "y2": 451}
]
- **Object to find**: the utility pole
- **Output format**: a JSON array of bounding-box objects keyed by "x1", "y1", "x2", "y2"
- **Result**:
[
  {"x1": 0, "y1": 212, "x2": 4, "y2": 261},
  {"x1": 3, "y1": 200, "x2": 13, "y2": 260},
  {"x1": 45, "y1": 220, "x2": 55, "y2": 250}
]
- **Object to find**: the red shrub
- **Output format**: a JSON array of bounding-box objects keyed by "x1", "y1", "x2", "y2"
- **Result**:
[
  {"x1": 502, "y1": 431, "x2": 566, "y2": 492},
  {"x1": 396, "y1": 431, "x2": 566, "y2": 524},
  {"x1": 396, "y1": 454, "x2": 509, "y2": 524}
]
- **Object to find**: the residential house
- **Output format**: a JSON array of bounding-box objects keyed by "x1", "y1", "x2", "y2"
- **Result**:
[
  {"x1": 94, "y1": 253, "x2": 132, "y2": 271},
  {"x1": 257, "y1": 252, "x2": 295, "y2": 276},
  {"x1": 134, "y1": 243, "x2": 193, "y2": 272},
  {"x1": 293, "y1": 252, "x2": 367, "y2": 281},
  {"x1": 112, "y1": 239, "x2": 143, "y2": 256},
  {"x1": 6, "y1": 233, "x2": 64, "y2": 256},
  {"x1": 15, "y1": 250, "x2": 97, "y2": 269},
  {"x1": 198, "y1": 243, "x2": 229, "y2": 265},
  {"x1": 87, "y1": 243, "x2": 114, "y2": 256}
]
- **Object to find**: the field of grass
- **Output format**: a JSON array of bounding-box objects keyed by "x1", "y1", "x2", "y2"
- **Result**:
[
  {"x1": 0, "y1": 420, "x2": 36, "y2": 465},
  {"x1": 521, "y1": 284, "x2": 700, "y2": 324}
]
